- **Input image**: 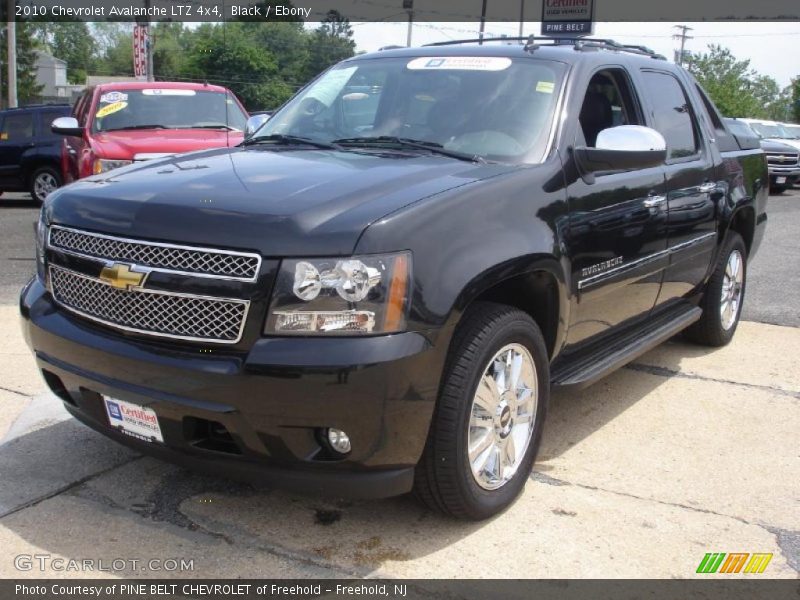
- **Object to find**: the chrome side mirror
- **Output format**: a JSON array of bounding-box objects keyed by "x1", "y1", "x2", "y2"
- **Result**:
[
  {"x1": 51, "y1": 116, "x2": 83, "y2": 137},
  {"x1": 595, "y1": 125, "x2": 667, "y2": 152},
  {"x1": 575, "y1": 125, "x2": 668, "y2": 182},
  {"x1": 245, "y1": 114, "x2": 270, "y2": 137}
]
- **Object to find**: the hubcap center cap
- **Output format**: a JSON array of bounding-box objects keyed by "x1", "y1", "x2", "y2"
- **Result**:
[{"x1": 497, "y1": 405, "x2": 513, "y2": 438}]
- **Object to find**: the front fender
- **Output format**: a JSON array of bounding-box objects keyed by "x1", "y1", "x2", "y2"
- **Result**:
[{"x1": 355, "y1": 160, "x2": 569, "y2": 343}]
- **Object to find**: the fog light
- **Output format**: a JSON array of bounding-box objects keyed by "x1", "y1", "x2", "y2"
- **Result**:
[{"x1": 326, "y1": 428, "x2": 351, "y2": 454}]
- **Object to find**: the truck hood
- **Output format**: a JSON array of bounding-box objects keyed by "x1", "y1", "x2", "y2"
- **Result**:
[
  {"x1": 763, "y1": 137, "x2": 800, "y2": 152},
  {"x1": 46, "y1": 146, "x2": 514, "y2": 256},
  {"x1": 91, "y1": 129, "x2": 243, "y2": 159}
]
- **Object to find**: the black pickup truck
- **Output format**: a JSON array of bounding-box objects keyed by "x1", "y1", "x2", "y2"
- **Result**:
[{"x1": 20, "y1": 38, "x2": 767, "y2": 520}]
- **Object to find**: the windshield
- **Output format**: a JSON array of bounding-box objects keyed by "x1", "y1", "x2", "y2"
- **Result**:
[
  {"x1": 724, "y1": 119, "x2": 756, "y2": 138},
  {"x1": 255, "y1": 56, "x2": 566, "y2": 162},
  {"x1": 784, "y1": 124, "x2": 800, "y2": 139},
  {"x1": 92, "y1": 89, "x2": 248, "y2": 133},
  {"x1": 749, "y1": 122, "x2": 788, "y2": 139}
]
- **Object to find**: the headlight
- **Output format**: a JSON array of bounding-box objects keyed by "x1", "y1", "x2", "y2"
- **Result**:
[
  {"x1": 35, "y1": 208, "x2": 47, "y2": 281},
  {"x1": 265, "y1": 252, "x2": 411, "y2": 335},
  {"x1": 93, "y1": 159, "x2": 132, "y2": 174}
]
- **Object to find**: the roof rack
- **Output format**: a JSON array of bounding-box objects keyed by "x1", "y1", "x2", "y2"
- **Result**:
[{"x1": 423, "y1": 36, "x2": 667, "y2": 60}]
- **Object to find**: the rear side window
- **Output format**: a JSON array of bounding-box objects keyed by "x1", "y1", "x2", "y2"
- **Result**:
[
  {"x1": 39, "y1": 110, "x2": 68, "y2": 138},
  {"x1": 0, "y1": 113, "x2": 34, "y2": 141},
  {"x1": 640, "y1": 71, "x2": 698, "y2": 160},
  {"x1": 73, "y1": 90, "x2": 92, "y2": 126},
  {"x1": 694, "y1": 84, "x2": 737, "y2": 152}
]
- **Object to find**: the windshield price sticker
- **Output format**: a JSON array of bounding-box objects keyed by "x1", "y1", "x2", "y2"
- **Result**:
[
  {"x1": 407, "y1": 57, "x2": 513, "y2": 71},
  {"x1": 142, "y1": 89, "x2": 197, "y2": 96},
  {"x1": 536, "y1": 81, "x2": 556, "y2": 94},
  {"x1": 100, "y1": 92, "x2": 128, "y2": 104},
  {"x1": 96, "y1": 101, "x2": 128, "y2": 118}
]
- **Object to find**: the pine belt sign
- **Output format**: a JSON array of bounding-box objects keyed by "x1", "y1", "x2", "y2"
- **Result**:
[{"x1": 541, "y1": 0, "x2": 595, "y2": 36}]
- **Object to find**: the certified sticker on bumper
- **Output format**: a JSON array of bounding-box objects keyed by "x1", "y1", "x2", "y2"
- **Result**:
[{"x1": 103, "y1": 397, "x2": 163, "y2": 443}]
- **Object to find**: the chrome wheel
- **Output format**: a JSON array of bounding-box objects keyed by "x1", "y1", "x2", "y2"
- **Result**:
[
  {"x1": 468, "y1": 343, "x2": 538, "y2": 491},
  {"x1": 33, "y1": 172, "x2": 58, "y2": 202},
  {"x1": 720, "y1": 249, "x2": 744, "y2": 331}
]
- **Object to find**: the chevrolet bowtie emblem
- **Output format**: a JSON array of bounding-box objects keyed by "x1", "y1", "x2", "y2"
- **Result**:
[{"x1": 99, "y1": 263, "x2": 148, "y2": 291}]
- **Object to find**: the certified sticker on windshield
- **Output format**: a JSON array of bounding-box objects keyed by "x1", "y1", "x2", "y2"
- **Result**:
[
  {"x1": 142, "y1": 89, "x2": 196, "y2": 96},
  {"x1": 99, "y1": 91, "x2": 128, "y2": 103},
  {"x1": 96, "y1": 101, "x2": 128, "y2": 118},
  {"x1": 407, "y1": 57, "x2": 512, "y2": 71}
]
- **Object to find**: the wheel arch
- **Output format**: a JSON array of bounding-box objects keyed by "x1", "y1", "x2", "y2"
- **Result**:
[
  {"x1": 26, "y1": 161, "x2": 62, "y2": 186},
  {"x1": 446, "y1": 257, "x2": 568, "y2": 361},
  {"x1": 725, "y1": 204, "x2": 755, "y2": 256}
]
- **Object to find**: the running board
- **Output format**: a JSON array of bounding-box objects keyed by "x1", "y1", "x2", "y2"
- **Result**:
[{"x1": 552, "y1": 304, "x2": 702, "y2": 390}]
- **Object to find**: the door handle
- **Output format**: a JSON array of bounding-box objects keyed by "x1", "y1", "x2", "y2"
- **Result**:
[
  {"x1": 698, "y1": 182, "x2": 716, "y2": 194},
  {"x1": 643, "y1": 194, "x2": 667, "y2": 208}
]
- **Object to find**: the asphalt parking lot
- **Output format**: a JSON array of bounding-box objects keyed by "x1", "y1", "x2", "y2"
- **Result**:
[{"x1": 0, "y1": 190, "x2": 798, "y2": 581}]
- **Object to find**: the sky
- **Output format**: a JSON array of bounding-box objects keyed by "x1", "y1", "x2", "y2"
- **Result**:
[{"x1": 343, "y1": 21, "x2": 800, "y2": 88}]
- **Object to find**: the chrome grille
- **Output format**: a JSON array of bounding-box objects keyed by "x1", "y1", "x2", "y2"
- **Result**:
[
  {"x1": 49, "y1": 226, "x2": 261, "y2": 281},
  {"x1": 766, "y1": 152, "x2": 799, "y2": 166},
  {"x1": 50, "y1": 266, "x2": 249, "y2": 343}
]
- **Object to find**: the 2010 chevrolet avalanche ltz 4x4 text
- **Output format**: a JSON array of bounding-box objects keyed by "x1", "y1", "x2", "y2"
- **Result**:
[{"x1": 20, "y1": 38, "x2": 767, "y2": 520}]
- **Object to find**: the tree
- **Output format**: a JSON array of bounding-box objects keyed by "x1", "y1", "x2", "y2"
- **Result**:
[
  {"x1": 792, "y1": 77, "x2": 800, "y2": 123},
  {"x1": 30, "y1": 21, "x2": 95, "y2": 84},
  {"x1": 0, "y1": 21, "x2": 43, "y2": 104},
  {"x1": 687, "y1": 45, "x2": 762, "y2": 118},
  {"x1": 303, "y1": 10, "x2": 356, "y2": 81},
  {"x1": 184, "y1": 23, "x2": 286, "y2": 109},
  {"x1": 150, "y1": 23, "x2": 191, "y2": 81}
]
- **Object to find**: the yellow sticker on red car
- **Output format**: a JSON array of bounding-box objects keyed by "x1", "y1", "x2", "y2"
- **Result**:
[{"x1": 96, "y1": 101, "x2": 127, "y2": 118}]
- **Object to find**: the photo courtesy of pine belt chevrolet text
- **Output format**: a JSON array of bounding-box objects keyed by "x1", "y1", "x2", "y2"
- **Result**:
[{"x1": 20, "y1": 38, "x2": 768, "y2": 520}]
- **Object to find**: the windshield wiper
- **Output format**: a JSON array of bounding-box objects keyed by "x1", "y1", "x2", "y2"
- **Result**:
[
  {"x1": 177, "y1": 124, "x2": 238, "y2": 131},
  {"x1": 241, "y1": 134, "x2": 340, "y2": 150},
  {"x1": 332, "y1": 136, "x2": 485, "y2": 163},
  {"x1": 102, "y1": 124, "x2": 168, "y2": 132}
]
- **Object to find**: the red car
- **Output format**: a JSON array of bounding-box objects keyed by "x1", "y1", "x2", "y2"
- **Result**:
[{"x1": 52, "y1": 81, "x2": 248, "y2": 182}]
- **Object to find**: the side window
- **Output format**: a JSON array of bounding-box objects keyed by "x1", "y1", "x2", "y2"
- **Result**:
[
  {"x1": 73, "y1": 91, "x2": 92, "y2": 126},
  {"x1": 0, "y1": 113, "x2": 34, "y2": 141},
  {"x1": 640, "y1": 71, "x2": 699, "y2": 160},
  {"x1": 578, "y1": 69, "x2": 642, "y2": 147},
  {"x1": 694, "y1": 84, "x2": 737, "y2": 152}
]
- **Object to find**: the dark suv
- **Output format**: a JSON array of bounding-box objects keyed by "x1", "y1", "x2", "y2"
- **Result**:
[
  {"x1": 21, "y1": 39, "x2": 767, "y2": 520},
  {"x1": 0, "y1": 104, "x2": 71, "y2": 203}
]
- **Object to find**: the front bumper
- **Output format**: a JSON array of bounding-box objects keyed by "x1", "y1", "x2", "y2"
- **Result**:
[
  {"x1": 20, "y1": 278, "x2": 446, "y2": 499},
  {"x1": 768, "y1": 166, "x2": 800, "y2": 183}
]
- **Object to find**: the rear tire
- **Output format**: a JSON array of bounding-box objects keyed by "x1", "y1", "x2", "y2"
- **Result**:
[
  {"x1": 685, "y1": 232, "x2": 747, "y2": 347},
  {"x1": 30, "y1": 167, "x2": 61, "y2": 205},
  {"x1": 414, "y1": 302, "x2": 549, "y2": 520}
]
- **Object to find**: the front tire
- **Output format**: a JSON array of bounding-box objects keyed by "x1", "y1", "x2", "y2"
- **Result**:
[
  {"x1": 770, "y1": 185, "x2": 786, "y2": 195},
  {"x1": 30, "y1": 167, "x2": 61, "y2": 205},
  {"x1": 414, "y1": 302, "x2": 549, "y2": 520},
  {"x1": 685, "y1": 232, "x2": 747, "y2": 347}
]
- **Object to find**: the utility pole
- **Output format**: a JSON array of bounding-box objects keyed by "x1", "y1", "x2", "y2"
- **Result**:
[
  {"x1": 145, "y1": 0, "x2": 154, "y2": 81},
  {"x1": 478, "y1": 0, "x2": 488, "y2": 44},
  {"x1": 518, "y1": 0, "x2": 524, "y2": 38},
  {"x1": 403, "y1": 0, "x2": 413, "y2": 47},
  {"x1": 7, "y1": 0, "x2": 18, "y2": 108},
  {"x1": 672, "y1": 25, "x2": 693, "y2": 67}
]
